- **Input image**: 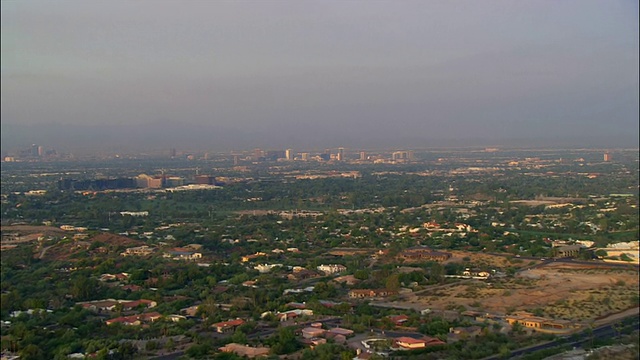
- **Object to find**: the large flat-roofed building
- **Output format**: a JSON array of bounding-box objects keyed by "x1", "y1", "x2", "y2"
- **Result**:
[{"x1": 195, "y1": 175, "x2": 216, "y2": 185}]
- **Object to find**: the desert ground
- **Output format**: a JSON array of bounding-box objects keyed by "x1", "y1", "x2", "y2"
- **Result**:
[{"x1": 396, "y1": 259, "x2": 639, "y2": 323}]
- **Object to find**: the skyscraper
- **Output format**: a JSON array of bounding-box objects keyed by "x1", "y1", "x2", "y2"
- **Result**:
[
  {"x1": 285, "y1": 149, "x2": 294, "y2": 161},
  {"x1": 604, "y1": 152, "x2": 611, "y2": 162},
  {"x1": 337, "y1": 147, "x2": 344, "y2": 161},
  {"x1": 360, "y1": 151, "x2": 367, "y2": 161},
  {"x1": 320, "y1": 149, "x2": 331, "y2": 161}
]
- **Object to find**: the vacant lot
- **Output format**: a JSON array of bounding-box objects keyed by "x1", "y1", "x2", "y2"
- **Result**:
[
  {"x1": 400, "y1": 262, "x2": 639, "y2": 322},
  {"x1": 445, "y1": 250, "x2": 539, "y2": 269}
]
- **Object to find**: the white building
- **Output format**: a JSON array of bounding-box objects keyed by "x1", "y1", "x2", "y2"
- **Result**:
[{"x1": 317, "y1": 264, "x2": 347, "y2": 275}]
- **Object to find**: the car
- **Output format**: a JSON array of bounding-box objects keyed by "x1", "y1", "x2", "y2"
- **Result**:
[{"x1": 540, "y1": 258, "x2": 545, "y2": 261}]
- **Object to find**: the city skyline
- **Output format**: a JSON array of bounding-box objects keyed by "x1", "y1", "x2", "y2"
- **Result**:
[{"x1": 1, "y1": 1, "x2": 638, "y2": 152}]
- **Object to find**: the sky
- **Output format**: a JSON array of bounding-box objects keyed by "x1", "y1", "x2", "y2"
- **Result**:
[{"x1": 1, "y1": 0, "x2": 638, "y2": 152}]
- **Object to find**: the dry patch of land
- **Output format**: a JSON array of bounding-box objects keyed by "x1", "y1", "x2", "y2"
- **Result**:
[
  {"x1": 401, "y1": 262, "x2": 639, "y2": 322},
  {"x1": 0, "y1": 225, "x2": 66, "y2": 234},
  {"x1": 445, "y1": 250, "x2": 538, "y2": 269}
]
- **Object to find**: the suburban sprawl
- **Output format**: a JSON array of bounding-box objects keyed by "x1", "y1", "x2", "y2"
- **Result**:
[{"x1": 1, "y1": 147, "x2": 638, "y2": 360}]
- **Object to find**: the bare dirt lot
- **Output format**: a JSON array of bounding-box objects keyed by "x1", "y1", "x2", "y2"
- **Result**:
[
  {"x1": 398, "y1": 261, "x2": 639, "y2": 322},
  {"x1": 0, "y1": 225, "x2": 66, "y2": 235},
  {"x1": 445, "y1": 250, "x2": 539, "y2": 269}
]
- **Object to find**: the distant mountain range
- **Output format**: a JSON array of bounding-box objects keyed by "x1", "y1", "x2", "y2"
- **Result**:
[{"x1": 1, "y1": 122, "x2": 637, "y2": 155}]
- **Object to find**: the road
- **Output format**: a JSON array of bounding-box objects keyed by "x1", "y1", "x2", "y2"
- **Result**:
[{"x1": 38, "y1": 244, "x2": 55, "y2": 259}]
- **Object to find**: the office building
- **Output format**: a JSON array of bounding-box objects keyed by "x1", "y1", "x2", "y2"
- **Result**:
[
  {"x1": 195, "y1": 175, "x2": 217, "y2": 185},
  {"x1": 320, "y1": 150, "x2": 331, "y2": 161}
]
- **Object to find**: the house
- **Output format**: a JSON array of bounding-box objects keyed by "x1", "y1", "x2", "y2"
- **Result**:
[
  {"x1": 333, "y1": 275, "x2": 360, "y2": 285},
  {"x1": 455, "y1": 223, "x2": 473, "y2": 232},
  {"x1": 300, "y1": 337, "x2": 327, "y2": 349},
  {"x1": 121, "y1": 299, "x2": 157, "y2": 311},
  {"x1": 277, "y1": 309, "x2": 313, "y2": 321},
  {"x1": 423, "y1": 221, "x2": 441, "y2": 229},
  {"x1": 332, "y1": 334, "x2": 347, "y2": 344},
  {"x1": 219, "y1": 343, "x2": 269, "y2": 359},
  {"x1": 286, "y1": 302, "x2": 307, "y2": 309},
  {"x1": 394, "y1": 336, "x2": 445, "y2": 349},
  {"x1": 317, "y1": 264, "x2": 347, "y2": 275},
  {"x1": 354, "y1": 351, "x2": 375, "y2": 360},
  {"x1": 167, "y1": 314, "x2": 187, "y2": 322},
  {"x1": 301, "y1": 327, "x2": 326, "y2": 339},
  {"x1": 138, "y1": 312, "x2": 162, "y2": 322},
  {"x1": 348, "y1": 289, "x2": 397, "y2": 299},
  {"x1": 79, "y1": 300, "x2": 119, "y2": 312},
  {"x1": 462, "y1": 269, "x2": 491, "y2": 278},
  {"x1": 242, "y1": 280, "x2": 258, "y2": 288},
  {"x1": 212, "y1": 318, "x2": 245, "y2": 333},
  {"x1": 505, "y1": 311, "x2": 575, "y2": 333},
  {"x1": 120, "y1": 246, "x2": 155, "y2": 257},
  {"x1": 77, "y1": 298, "x2": 155, "y2": 312},
  {"x1": 326, "y1": 327, "x2": 354, "y2": 337},
  {"x1": 181, "y1": 305, "x2": 200, "y2": 317},
  {"x1": 105, "y1": 312, "x2": 161, "y2": 326},
  {"x1": 254, "y1": 264, "x2": 283, "y2": 273},
  {"x1": 241, "y1": 252, "x2": 267, "y2": 262},
  {"x1": 395, "y1": 337, "x2": 426, "y2": 349},
  {"x1": 318, "y1": 300, "x2": 343, "y2": 308},
  {"x1": 106, "y1": 315, "x2": 140, "y2": 326},
  {"x1": 163, "y1": 250, "x2": 202, "y2": 261},
  {"x1": 555, "y1": 244, "x2": 582, "y2": 258},
  {"x1": 388, "y1": 314, "x2": 410, "y2": 326},
  {"x1": 121, "y1": 284, "x2": 142, "y2": 292}
]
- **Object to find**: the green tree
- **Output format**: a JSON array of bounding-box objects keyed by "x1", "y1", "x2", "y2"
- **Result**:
[
  {"x1": 354, "y1": 269, "x2": 369, "y2": 280},
  {"x1": 385, "y1": 274, "x2": 400, "y2": 291},
  {"x1": 20, "y1": 344, "x2": 45, "y2": 360}
]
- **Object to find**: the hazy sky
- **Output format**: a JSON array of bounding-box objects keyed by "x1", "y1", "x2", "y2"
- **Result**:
[{"x1": 1, "y1": 1, "x2": 638, "y2": 150}]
